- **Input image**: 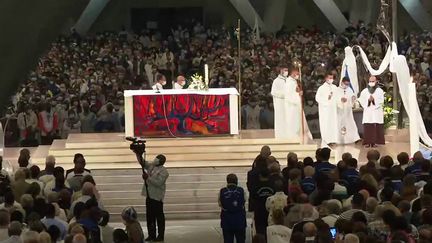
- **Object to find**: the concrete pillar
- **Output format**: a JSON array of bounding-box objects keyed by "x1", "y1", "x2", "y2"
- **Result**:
[
  {"x1": 399, "y1": 0, "x2": 432, "y2": 31},
  {"x1": 262, "y1": 0, "x2": 287, "y2": 33},
  {"x1": 228, "y1": 0, "x2": 266, "y2": 31},
  {"x1": 312, "y1": 0, "x2": 349, "y2": 32},
  {"x1": 74, "y1": 0, "x2": 111, "y2": 35}
]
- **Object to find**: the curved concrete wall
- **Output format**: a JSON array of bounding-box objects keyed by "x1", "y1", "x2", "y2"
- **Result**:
[{"x1": 0, "y1": 0, "x2": 89, "y2": 112}]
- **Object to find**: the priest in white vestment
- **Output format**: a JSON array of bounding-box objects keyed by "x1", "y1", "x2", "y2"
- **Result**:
[
  {"x1": 315, "y1": 73, "x2": 338, "y2": 146},
  {"x1": 152, "y1": 74, "x2": 166, "y2": 90},
  {"x1": 173, "y1": 75, "x2": 186, "y2": 89},
  {"x1": 358, "y1": 76, "x2": 385, "y2": 147},
  {"x1": 271, "y1": 67, "x2": 303, "y2": 140},
  {"x1": 335, "y1": 77, "x2": 360, "y2": 144}
]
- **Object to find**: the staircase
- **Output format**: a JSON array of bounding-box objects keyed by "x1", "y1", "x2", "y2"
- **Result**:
[
  {"x1": 93, "y1": 167, "x2": 248, "y2": 221},
  {"x1": 26, "y1": 130, "x2": 318, "y2": 221}
]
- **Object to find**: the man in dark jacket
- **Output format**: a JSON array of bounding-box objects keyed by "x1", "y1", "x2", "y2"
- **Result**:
[{"x1": 219, "y1": 173, "x2": 246, "y2": 243}]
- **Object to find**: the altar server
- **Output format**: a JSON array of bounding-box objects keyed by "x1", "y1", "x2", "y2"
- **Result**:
[
  {"x1": 173, "y1": 75, "x2": 186, "y2": 89},
  {"x1": 315, "y1": 73, "x2": 338, "y2": 146},
  {"x1": 152, "y1": 74, "x2": 166, "y2": 91},
  {"x1": 335, "y1": 77, "x2": 360, "y2": 144},
  {"x1": 271, "y1": 66, "x2": 303, "y2": 139},
  {"x1": 358, "y1": 76, "x2": 385, "y2": 147}
]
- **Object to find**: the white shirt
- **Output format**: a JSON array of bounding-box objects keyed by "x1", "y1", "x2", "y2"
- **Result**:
[
  {"x1": 267, "y1": 225, "x2": 292, "y2": 243},
  {"x1": 152, "y1": 83, "x2": 164, "y2": 91},
  {"x1": 322, "y1": 214, "x2": 338, "y2": 227},
  {"x1": 173, "y1": 82, "x2": 184, "y2": 89},
  {"x1": 25, "y1": 179, "x2": 44, "y2": 196},
  {"x1": 66, "y1": 170, "x2": 91, "y2": 180}
]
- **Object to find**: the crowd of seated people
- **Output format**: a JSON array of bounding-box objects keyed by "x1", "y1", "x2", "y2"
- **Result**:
[
  {"x1": 1, "y1": 144, "x2": 432, "y2": 242},
  {"x1": 0, "y1": 149, "x2": 145, "y2": 243},
  {"x1": 221, "y1": 146, "x2": 432, "y2": 243},
  {"x1": 4, "y1": 20, "x2": 432, "y2": 145}
]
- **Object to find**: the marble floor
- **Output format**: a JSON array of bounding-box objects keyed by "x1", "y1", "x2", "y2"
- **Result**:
[{"x1": 111, "y1": 219, "x2": 252, "y2": 243}]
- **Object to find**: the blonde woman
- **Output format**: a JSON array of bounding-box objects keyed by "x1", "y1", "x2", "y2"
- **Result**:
[
  {"x1": 359, "y1": 173, "x2": 379, "y2": 198},
  {"x1": 39, "y1": 231, "x2": 51, "y2": 243}
]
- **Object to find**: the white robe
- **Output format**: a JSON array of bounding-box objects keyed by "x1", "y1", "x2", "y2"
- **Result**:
[
  {"x1": 335, "y1": 86, "x2": 360, "y2": 144},
  {"x1": 173, "y1": 82, "x2": 183, "y2": 89},
  {"x1": 315, "y1": 82, "x2": 338, "y2": 145},
  {"x1": 358, "y1": 87, "x2": 385, "y2": 124},
  {"x1": 152, "y1": 83, "x2": 164, "y2": 91},
  {"x1": 271, "y1": 75, "x2": 302, "y2": 140}
]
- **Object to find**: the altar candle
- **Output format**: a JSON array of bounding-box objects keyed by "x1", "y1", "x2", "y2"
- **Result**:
[{"x1": 204, "y1": 64, "x2": 209, "y2": 85}]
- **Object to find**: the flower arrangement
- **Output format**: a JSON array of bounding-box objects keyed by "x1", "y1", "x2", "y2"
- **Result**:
[
  {"x1": 187, "y1": 73, "x2": 208, "y2": 91},
  {"x1": 383, "y1": 93, "x2": 399, "y2": 129}
]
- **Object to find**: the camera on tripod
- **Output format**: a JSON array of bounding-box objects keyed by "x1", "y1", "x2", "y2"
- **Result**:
[{"x1": 126, "y1": 136, "x2": 146, "y2": 155}]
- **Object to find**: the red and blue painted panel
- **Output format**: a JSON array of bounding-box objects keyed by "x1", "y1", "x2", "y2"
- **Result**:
[{"x1": 133, "y1": 94, "x2": 230, "y2": 137}]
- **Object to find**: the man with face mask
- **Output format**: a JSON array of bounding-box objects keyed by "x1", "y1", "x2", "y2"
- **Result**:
[
  {"x1": 152, "y1": 74, "x2": 166, "y2": 91},
  {"x1": 17, "y1": 104, "x2": 38, "y2": 145},
  {"x1": 241, "y1": 97, "x2": 261, "y2": 129},
  {"x1": 139, "y1": 154, "x2": 169, "y2": 242},
  {"x1": 335, "y1": 77, "x2": 360, "y2": 144},
  {"x1": 315, "y1": 73, "x2": 338, "y2": 147},
  {"x1": 271, "y1": 66, "x2": 303, "y2": 139},
  {"x1": 358, "y1": 76, "x2": 385, "y2": 148},
  {"x1": 173, "y1": 75, "x2": 186, "y2": 89}
]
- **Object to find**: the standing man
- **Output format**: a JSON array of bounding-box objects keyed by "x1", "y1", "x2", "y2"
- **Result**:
[
  {"x1": 241, "y1": 97, "x2": 261, "y2": 129},
  {"x1": 335, "y1": 77, "x2": 360, "y2": 144},
  {"x1": 17, "y1": 104, "x2": 38, "y2": 145},
  {"x1": 173, "y1": 75, "x2": 186, "y2": 89},
  {"x1": 219, "y1": 173, "x2": 246, "y2": 243},
  {"x1": 140, "y1": 154, "x2": 169, "y2": 242},
  {"x1": 271, "y1": 66, "x2": 303, "y2": 139},
  {"x1": 152, "y1": 74, "x2": 166, "y2": 91},
  {"x1": 358, "y1": 76, "x2": 385, "y2": 148},
  {"x1": 315, "y1": 73, "x2": 338, "y2": 147}
]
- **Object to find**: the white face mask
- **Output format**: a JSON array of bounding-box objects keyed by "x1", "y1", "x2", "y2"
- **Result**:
[
  {"x1": 153, "y1": 158, "x2": 160, "y2": 166},
  {"x1": 369, "y1": 82, "x2": 376, "y2": 87},
  {"x1": 326, "y1": 79, "x2": 334, "y2": 84},
  {"x1": 162, "y1": 81, "x2": 167, "y2": 86},
  {"x1": 282, "y1": 71, "x2": 289, "y2": 77}
]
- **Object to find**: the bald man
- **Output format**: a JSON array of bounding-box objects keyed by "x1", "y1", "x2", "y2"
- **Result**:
[
  {"x1": 72, "y1": 233, "x2": 87, "y2": 243},
  {"x1": 173, "y1": 75, "x2": 186, "y2": 89}
]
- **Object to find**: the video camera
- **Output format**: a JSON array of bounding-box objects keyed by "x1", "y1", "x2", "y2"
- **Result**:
[{"x1": 126, "y1": 136, "x2": 146, "y2": 156}]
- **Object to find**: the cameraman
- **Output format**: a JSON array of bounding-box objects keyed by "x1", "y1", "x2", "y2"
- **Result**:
[{"x1": 136, "y1": 151, "x2": 169, "y2": 242}]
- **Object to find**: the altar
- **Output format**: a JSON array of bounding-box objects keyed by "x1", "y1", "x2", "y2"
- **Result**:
[{"x1": 124, "y1": 88, "x2": 239, "y2": 137}]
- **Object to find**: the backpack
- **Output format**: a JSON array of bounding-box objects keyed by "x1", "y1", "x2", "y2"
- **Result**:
[{"x1": 220, "y1": 186, "x2": 245, "y2": 213}]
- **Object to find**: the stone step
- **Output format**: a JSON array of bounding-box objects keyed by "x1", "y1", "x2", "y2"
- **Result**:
[
  {"x1": 49, "y1": 144, "x2": 314, "y2": 156},
  {"x1": 100, "y1": 189, "x2": 222, "y2": 199},
  {"x1": 109, "y1": 211, "x2": 221, "y2": 221},
  {"x1": 30, "y1": 160, "x2": 258, "y2": 170},
  {"x1": 35, "y1": 151, "x2": 313, "y2": 164},
  {"x1": 101, "y1": 196, "x2": 218, "y2": 206},
  {"x1": 104, "y1": 203, "x2": 219, "y2": 214},
  {"x1": 64, "y1": 137, "x2": 301, "y2": 149},
  {"x1": 90, "y1": 167, "x2": 250, "y2": 176},
  {"x1": 93, "y1": 173, "x2": 247, "y2": 184},
  {"x1": 96, "y1": 180, "x2": 247, "y2": 191}
]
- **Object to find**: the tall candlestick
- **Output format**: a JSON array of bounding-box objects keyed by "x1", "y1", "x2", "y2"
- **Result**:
[{"x1": 204, "y1": 64, "x2": 209, "y2": 86}]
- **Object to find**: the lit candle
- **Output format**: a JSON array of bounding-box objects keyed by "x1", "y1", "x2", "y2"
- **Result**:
[{"x1": 204, "y1": 64, "x2": 209, "y2": 86}]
